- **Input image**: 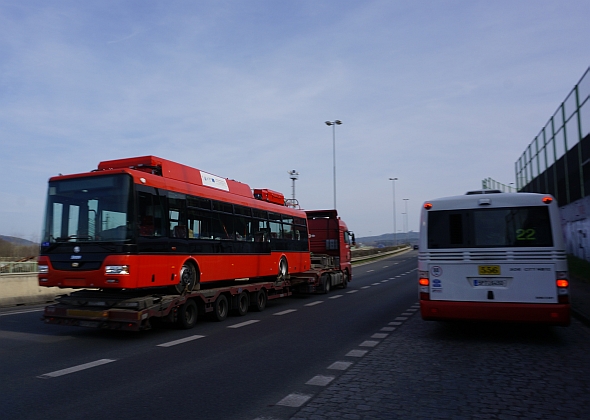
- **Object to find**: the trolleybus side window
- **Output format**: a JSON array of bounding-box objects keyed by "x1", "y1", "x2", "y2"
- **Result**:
[
  {"x1": 137, "y1": 188, "x2": 165, "y2": 237},
  {"x1": 168, "y1": 192, "x2": 187, "y2": 238}
]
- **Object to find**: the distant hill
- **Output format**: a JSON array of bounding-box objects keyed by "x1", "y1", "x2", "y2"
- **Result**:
[
  {"x1": 356, "y1": 231, "x2": 419, "y2": 247},
  {"x1": 0, "y1": 235, "x2": 38, "y2": 246}
]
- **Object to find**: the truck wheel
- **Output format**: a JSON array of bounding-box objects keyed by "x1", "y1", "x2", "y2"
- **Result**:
[
  {"x1": 177, "y1": 299, "x2": 198, "y2": 329},
  {"x1": 277, "y1": 257, "x2": 288, "y2": 282},
  {"x1": 341, "y1": 271, "x2": 349, "y2": 289},
  {"x1": 212, "y1": 294, "x2": 228, "y2": 322},
  {"x1": 251, "y1": 289, "x2": 267, "y2": 312},
  {"x1": 322, "y1": 275, "x2": 331, "y2": 294},
  {"x1": 236, "y1": 291, "x2": 249, "y2": 316}
]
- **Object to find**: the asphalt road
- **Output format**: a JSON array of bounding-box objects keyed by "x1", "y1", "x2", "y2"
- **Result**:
[{"x1": 0, "y1": 250, "x2": 418, "y2": 420}]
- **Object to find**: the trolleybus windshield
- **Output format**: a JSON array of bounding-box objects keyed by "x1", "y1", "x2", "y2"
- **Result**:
[
  {"x1": 427, "y1": 206, "x2": 553, "y2": 249},
  {"x1": 42, "y1": 174, "x2": 133, "y2": 244}
]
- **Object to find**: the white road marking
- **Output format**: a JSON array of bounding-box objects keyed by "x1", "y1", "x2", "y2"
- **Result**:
[
  {"x1": 401, "y1": 312, "x2": 413, "y2": 316},
  {"x1": 38, "y1": 359, "x2": 116, "y2": 379},
  {"x1": 274, "y1": 309, "x2": 298, "y2": 316},
  {"x1": 328, "y1": 361, "x2": 353, "y2": 370},
  {"x1": 0, "y1": 308, "x2": 44, "y2": 317},
  {"x1": 394, "y1": 316, "x2": 408, "y2": 321},
  {"x1": 346, "y1": 349, "x2": 368, "y2": 357},
  {"x1": 157, "y1": 335, "x2": 205, "y2": 347},
  {"x1": 366, "y1": 269, "x2": 374, "y2": 273},
  {"x1": 328, "y1": 295, "x2": 343, "y2": 299},
  {"x1": 346, "y1": 290, "x2": 359, "y2": 294},
  {"x1": 389, "y1": 322, "x2": 402, "y2": 326},
  {"x1": 227, "y1": 320, "x2": 260, "y2": 328},
  {"x1": 360, "y1": 340, "x2": 379, "y2": 347},
  {"x1": 276, "y1": 393, "x2": 312, "y2": 407},
  {"x1": 381, "y1": 327, "x2": 396, "y2": 332},
  {"x1": 361, "y1": 286, "x2": 371, "y2": 289},
  {"x1": 305, "y1": 301, "x2": 323, "y2": 307},
  {"x1": 371, "y1": 333, "x2": 389, "y2": 339},
  {"x1": 306, "y1": 375, "x2": 335, "y2": 386},
  {"x1": 381, "y1": 280, "x2": 389, "y2": 283}
]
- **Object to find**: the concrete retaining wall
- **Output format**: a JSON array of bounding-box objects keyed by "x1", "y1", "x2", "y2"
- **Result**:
[{"x1": 0, "y1": 274, "x2": 74, "y2": 307}]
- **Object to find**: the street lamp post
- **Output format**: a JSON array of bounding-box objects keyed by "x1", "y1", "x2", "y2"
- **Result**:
[
  {"x1": 403, "y1": 198, "x2": 409, "y2": 244},
  {"x1": 288, "y1": 170, "x2": 299, "y2": 201},
  {"x1": 325, "y1": 120, "x2": 342, "y2": 209},
  {"x1": 389, "y1": 177, "x2": 398, "y2": 246}
]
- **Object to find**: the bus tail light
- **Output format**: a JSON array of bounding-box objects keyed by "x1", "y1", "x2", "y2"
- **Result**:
[
  {"x1": 419, "y1": 270, "x2": 430, "y2": 300},
  {"x1": 556, "y1": 272, "x2": 569, "y2": 304}
]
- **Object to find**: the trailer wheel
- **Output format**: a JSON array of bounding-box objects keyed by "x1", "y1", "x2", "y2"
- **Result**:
[
  {"x1": 177, "y1": 299, "x2": 198, "y2": 329},
  {"x1": 322, "y1": 274, "x2": 331, "y2": 294},
  {"x1": 252, "y1": 289, "x2": 267, "y2": 312},
  {"x1": 278, "y1": 257, "x2": 288, "y2": 282},
  {"x1": 212, "y1": 294, "x2": 229, "y2": 322},
  {"x1": 236, "y1": 291, "x2": 249, "y2": 316}
]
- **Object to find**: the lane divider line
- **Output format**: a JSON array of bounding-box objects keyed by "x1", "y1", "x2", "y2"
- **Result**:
[
  {"x1": 157, "y1": 335, "x2": 205, "y2": 348},
  {"x1": 305, "y1": 301, "x2": 324, "y2": 307},
  {"x1": 359, "y1": 340, "x2": 379, "y2": 347},
  {"x1": 273, "y1": 309, "x2": 298, "y2": 316},
  {"x1": 37, "y1": 359, "x2": 116, "y2": 379},
  {"x1": 328, "y1": 295, "x2": 343, "y2": 299},
  {"x1": 346, "y1": 349, "x2": 368, "y2": 357},
  {"x1": 346, "y1": 290, "x2": 359, "y2": 294},
  {"x1": 371, "y1": 333, "x2": 389, "y2": 339},
  {"x1": 276, "y1": 393, "x2": 312, "y2": 407},
  {"x1": 328, "y1": 361, "x2": 353, "y2": 371},
  {"x1": 227, "y1": 320, "x2": 260, "y2": 329},
  {"x1": 306, "y1": 375, "x2": 335, "y2": 386}
]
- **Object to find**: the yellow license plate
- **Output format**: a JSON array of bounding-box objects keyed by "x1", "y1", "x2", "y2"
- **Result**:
[{"x1": 478, "y1": 265, "x2": 501, "y2": 275}]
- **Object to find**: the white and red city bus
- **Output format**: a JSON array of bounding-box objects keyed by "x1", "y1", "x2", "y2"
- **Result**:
[
  {"x1": 418, "y1": 190, "x2": 570, "y2": 326},
  {"x1": 38, "y1": 156, "x2": 311, "y2": 292}
]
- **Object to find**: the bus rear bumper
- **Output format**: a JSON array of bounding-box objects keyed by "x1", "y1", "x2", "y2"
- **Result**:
[{"x1": 420, "y1": 300, "x2": 570, "y2": 326}]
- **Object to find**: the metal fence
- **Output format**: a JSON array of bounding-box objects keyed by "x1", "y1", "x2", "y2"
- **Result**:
[
  {"x1": 515, "y1": 67, "x2": 590, "y2": 206},
  {"x1": 0, "y1": 262, "x2": 38, "y2": 274},
  {"x1": 482, "y1": 178, "x2": 517, "y2": 192}
]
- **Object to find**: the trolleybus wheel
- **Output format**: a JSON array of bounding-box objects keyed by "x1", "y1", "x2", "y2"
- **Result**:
[
  {"x1": 252, "y1": 289, "x2": 267, "y2": 312},
  {"x1": 236, "y1": 291, "x2": 249, "y2": 316},
  {"x1": 173, "y1": 262, "x2": 199, "y2": 294},
  {"x1": 213, "y1": 294, "x2": 229, "y2": 322},
  {"x1": 177, "y1": 299, "x2": 198, "y2": 329},
  {"x1": 278, "y1": 257, "x2": 288, "y2": 282}
]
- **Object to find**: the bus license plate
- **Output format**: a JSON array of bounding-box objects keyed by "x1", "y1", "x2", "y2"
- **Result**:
[
  {"x1": 478, "y1": 265, "x2": 501, "y2": 275},
  {"x1": 473, "y1": 279, "x2": 507, "y2": 287}
]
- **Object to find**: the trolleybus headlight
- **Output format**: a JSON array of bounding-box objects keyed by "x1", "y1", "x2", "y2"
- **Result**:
[
  {"x1": 105, "y1": 265, "x2": 130, "y2": 275},
  {"x1": 38, "y1": 265, "x2": 49, "y2": 274}
]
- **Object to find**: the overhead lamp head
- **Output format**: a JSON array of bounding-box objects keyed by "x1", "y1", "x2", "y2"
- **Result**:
[
  {"x1": 335, "y1": 120, "x2": 342, "y2": 125},
  {"x1": 325, "y1": 121, "x2": 333, "y2": 126}
]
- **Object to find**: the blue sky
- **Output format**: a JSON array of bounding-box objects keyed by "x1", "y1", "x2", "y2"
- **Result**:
[{"x1": 1, "y1": 0, "x2": 589, "y2": 241}]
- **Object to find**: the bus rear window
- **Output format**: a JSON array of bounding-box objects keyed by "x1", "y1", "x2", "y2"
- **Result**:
[{"x1": 428, "y1": 206, "x2": 553, "y2": 248}]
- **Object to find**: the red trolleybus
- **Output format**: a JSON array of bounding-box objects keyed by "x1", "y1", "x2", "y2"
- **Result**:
[
  {"x1": 38, "y1": 156, "x2": 311, "y2": 293},
  {"x1": 418, "y1": 190, "x2": 570, "y2": 326}
]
